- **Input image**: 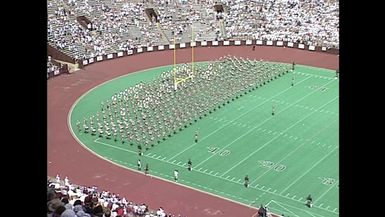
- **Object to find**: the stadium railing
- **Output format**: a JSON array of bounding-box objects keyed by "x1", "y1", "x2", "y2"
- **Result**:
[{"x1": 77, "y1": 39, "x2": 339, "y2": 69}]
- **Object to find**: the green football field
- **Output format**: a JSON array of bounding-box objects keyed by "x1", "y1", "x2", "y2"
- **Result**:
[{"x1": 70, "y1": 62, "x2": 339, "y2": 217}]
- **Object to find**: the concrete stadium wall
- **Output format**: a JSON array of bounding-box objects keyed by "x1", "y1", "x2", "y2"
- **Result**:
[{"x1": 79, "y1": 40, "x2": 339, "y2": 68}]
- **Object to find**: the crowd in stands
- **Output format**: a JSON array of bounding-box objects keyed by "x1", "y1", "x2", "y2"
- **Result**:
[
  {"x1": 76, "y1": 56, "x2": 290, "y2": 151},
  {"x1": 48, "y1": 55, "x2": 70, "y2": 79},
  {"x1": 47, "y1": 0, "x2": 339, "y2": 60},
  {"x1": 48, "y1": 2, "x2": 337, "y2": 216},
  {"x1": 47, "y1": 175, "x2": 183, "y2": 217},
  {"x1": 222, "y1": 0, "x2": 339, "y2": 48},
  {"x1": 48, "y1": 55, "x2": 60, "y2": 76}
]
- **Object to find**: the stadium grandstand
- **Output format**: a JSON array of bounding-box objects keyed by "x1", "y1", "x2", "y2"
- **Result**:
[
  {"x1": 47, "y1": 0, "x2": 338, "y2": 73},
  {"x1": 48, "y1": 1, "x2": 339, "y2": 217},
  {"x1": 47, "y1": 175, "x2": 183, "y2": 216}
]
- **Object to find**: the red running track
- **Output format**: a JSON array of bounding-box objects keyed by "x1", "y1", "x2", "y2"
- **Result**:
[{"x1": 48, "y1": 45, "x2": 338, "y2": 217}]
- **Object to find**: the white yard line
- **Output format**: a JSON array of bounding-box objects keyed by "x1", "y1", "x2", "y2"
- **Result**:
[
  {"x1": 273, "y1": 200, "x2": 326, "y2": 217},
  {"x1": 314, "y1": 180, "x2": 339, "y2": 204},
  {"x1": 280, "y1": 145, "x2": 339, "y2": 195},
  {"x1": 294, "y1": 71, "x2": 334, "y2": 80},
  {"x1": 167, "y1": 76, "x2": 314, "y2": 162},
  {"x1": 271, "y1": 200, "x2": 300, "y2": 217},
  {"x1": 216, "y1": 88, "x2": 338, "y2": 176},
  {"x1": 90, "y1": 139, "x2": 338, "y2": 215},
  {"x1": 249, "y1": 118, "x2": 338, "y2": 185},
  {"x1": 94, "y1": 138, "x2": 138, "y2": 154}
]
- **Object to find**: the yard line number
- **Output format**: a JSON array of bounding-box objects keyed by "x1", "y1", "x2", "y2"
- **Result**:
[
  {"x1": 258, "y1": 160, "x2": 287, "y2": 172},
  {"x1": 319, "y1": 177, "x2": 337, "y2": 186},
  {"x1": 207, "y1": 146, "x2": 231, "y2": 156}
]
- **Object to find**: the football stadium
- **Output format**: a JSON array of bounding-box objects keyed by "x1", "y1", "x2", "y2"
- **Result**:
[{"x1": 47, "y1": 1, "x2": 339, "y2": 217}]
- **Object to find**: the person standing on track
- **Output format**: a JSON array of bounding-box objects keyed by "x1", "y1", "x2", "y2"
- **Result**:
[
  {"x1": 258, "y1": 204, "x2": 266, "y2": 217},
  {"x1": 174, "y1": 169, "x2": 179, "y2": 182},
  {"x1": 64, "y1": 176, "x2": 70, "y2": 187},
  {"x1": 195, "y1": 129, "x2": 199, "y2": 143},
  {"x1": 56, "y1": 174, "x2": 60, "y2": 183},
  {"x1": 272, "y1": 104, "x2": 275, "y2": 116},
  {"x1": 291, "y1": 75, "x2": 295, "y2": 86}
]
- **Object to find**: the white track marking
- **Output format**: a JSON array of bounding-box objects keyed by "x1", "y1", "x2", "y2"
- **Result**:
[
  {"x1": 271, "y1": 200, "x2": 300, "y2": 217},
  {"x1": 90, "y1": 139, "x2": 339, "y2": 214},
  {"x1": 94, "y1": 139, "x2": 137, "y2": 154},
  {"x1": 273, "y1": 200, "x2": 327, "y2": 217}
]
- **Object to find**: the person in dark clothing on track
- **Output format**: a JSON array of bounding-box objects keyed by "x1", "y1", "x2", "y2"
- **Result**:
[{"x1": 258, "y1": 204, "x2": 266, "y2": 217}]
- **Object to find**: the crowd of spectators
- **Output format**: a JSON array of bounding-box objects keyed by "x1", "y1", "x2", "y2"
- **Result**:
[
  {"x1": 48, "y1": 55, "x2": 70, "y2": 78},
  {"x1": 47, "y1": 55, "x2": 60, "y2": 76},
  {"x1": 48, "y1": 1, "x2": 337, "y2": 215},
  {"x1": 47, "y1": 0, "x2": 339, "y2": 60},
  {"x1": 47, "y1": 175, "x2": 183, "y2": 217},
  {"x1": 222, "y1": 0, "x2": 339, "y2": 47}
]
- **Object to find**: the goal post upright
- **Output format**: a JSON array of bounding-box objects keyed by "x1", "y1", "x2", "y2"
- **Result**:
[
  {"x1": 173, "y1": 35, "x2": 177, "y2": 90},
  {"x1": 173, "y1": 26, "x2": 196, "y2": 90},
  {"x1": 191, "y1": 25, "x2": 195, "y2": 78}
]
